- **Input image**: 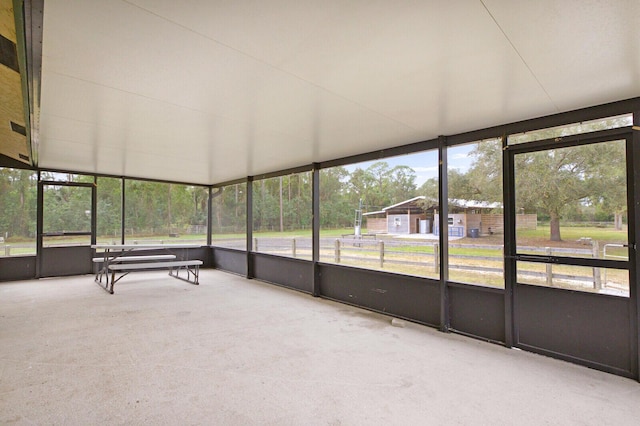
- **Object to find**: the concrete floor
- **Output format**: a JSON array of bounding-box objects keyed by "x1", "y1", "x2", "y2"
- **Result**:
[{"x1": 1, "y1": 270, "x2": 639, "y2": 425}]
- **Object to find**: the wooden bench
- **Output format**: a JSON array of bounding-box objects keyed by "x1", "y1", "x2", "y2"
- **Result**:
[
  {"x1": 93, "y1": 254, "x2": 177, "y2": 263},
  {"x1": 93, "y1": 254, "x2": 177, "y2": 283},
  {"x1": 105, "y1": 259, "x2": 203, "y2": 294}
]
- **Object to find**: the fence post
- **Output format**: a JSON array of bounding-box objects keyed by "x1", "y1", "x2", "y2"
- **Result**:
[
  {"x1": 254, "y1": 238, "x2": 258, "y2": 252},
  {"x1": 379, "y1": 241, "x2": 384, "y2": 268},
  {"x1": 545, "y1": 247, "x2": 553, "y2": 286},
  {"x1": 592, "y1": 240, "x2": 601, "y2": 290},
  {"x1": 334, "y1": 239, "x2": 341, "y2": 263},
  {"x1": 292, "y1": 238, "x2": 297, "y2": 258},
  {"x1": 4, "y1": 245, "x2": 9, "y2": 256},
  {"x1": 434, "y1": 242, "x2": 439, "y2": 273}
]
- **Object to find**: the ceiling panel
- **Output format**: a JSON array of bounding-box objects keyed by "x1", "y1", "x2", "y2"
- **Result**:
[
  {"x1": 35, "y1": 0, "x2": 640, "y2": 185},
  {"x1": 483, "y1": 0, "x2": 640, "y2": 110},
  {"x1": 278, "y1": 0, "x2": 553, "y2": 131},
  {"x1": 127, "y1": 0, "x2": 365, "y2": 67}
]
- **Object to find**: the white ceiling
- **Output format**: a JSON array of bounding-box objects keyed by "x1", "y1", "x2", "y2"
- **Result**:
[{"x1": 36, "y1": 0, "x2": 640, "y2": 185}]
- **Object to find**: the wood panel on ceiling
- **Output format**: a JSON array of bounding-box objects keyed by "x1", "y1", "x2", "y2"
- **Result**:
[{"x1": 0, "y1": 0, "x2": 29, "y2": 165}]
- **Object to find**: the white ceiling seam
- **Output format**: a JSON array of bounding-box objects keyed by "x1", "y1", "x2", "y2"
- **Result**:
[{"x1": 479, "y1": 0, "x2": 558, "y2": 111}]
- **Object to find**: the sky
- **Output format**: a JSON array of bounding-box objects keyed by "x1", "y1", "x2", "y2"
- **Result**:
[{"x1": 344, "y1": 144, "x2": 475, "y2": 187}]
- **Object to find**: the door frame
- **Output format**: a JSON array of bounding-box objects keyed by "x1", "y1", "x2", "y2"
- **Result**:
[
  {"x1": 503, "y1": 127, "x2": 638, "y2": 377},
  {"x1": 36, "y1": 177, "x2": 97, "y2": 278}
]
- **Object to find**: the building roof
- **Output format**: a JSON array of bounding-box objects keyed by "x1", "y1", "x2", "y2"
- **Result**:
[
  {"x1": 381, "y1": 196, "x2": 428, "y2": 212},
  {"x1": 449, "y1": 199, "x2": 503, "y2": 210},
  {"x1": 363, "y1": 197, "x2": 502, "y2": 216}
]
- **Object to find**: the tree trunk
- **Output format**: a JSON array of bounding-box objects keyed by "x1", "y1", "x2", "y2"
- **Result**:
[
  {"x1": 279, "y1": 176, "x2": 284, "y2": 232},
  {"x1": 167, "y1": 184, "x2": 172, "y2": 231},
  {"x1": 234, "y1": 185, "x2": 239, "y2": 218},
  {"x1": 549, "y1": 211, "x2": 562, "y2": 241},
  {"x1": 216, "y1": 205, "x2": 222, "y2": 228},
  {"x1": 614, "y1": 212, "x2": 623, "y2": 230},
  {"x1": 194, "y1": 193, "x2": 198, "y2": 223}
]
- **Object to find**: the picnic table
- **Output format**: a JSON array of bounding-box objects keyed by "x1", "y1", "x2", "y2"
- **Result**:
[{"x1": 91, "y1": 244, "x2": 202, "y2": 294}]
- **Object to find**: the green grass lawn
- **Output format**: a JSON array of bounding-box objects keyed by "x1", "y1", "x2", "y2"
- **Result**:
[
  {"x1": 517, "y1": 225, "x2": 627, "y2": 244},
  {"x1": 219, "y1": 225, "x2": 628, "y2": 245}
]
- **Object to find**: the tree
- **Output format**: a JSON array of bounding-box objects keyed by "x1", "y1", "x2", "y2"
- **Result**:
[
  {"x1": 447, "y1": 136, "x2": 626, "y2": 242},
  {"x1": 350, "y1": 162, "x2": 391, "y2": 211},
  {"x1": 212, "y1": 183, "x2": 246, "y2": 234},
  {"x1": 418, "y1": 177, "x2": 438, "y2": 201},
  {"x1": 123, "y1": 180, "x2": 195, "y2": 236},
  {"x1": 465, "y1": 139, "x2": 503, "y2": 203},
  {"x1": 250, "y1": 173, "x2": 313, "y2": 232},
  {"x1": 320, "y1": 166, "x2": 352, "y2": 228},
  {"x1": 584, "y1": 140, "x2": 627, "y2": 230},
  {"x1": 348, "y1": 161, "x2": 418, "y2": 212},
  {"x1": 189, "y1": 186, "x2": 209, "y2": 226},
  {"x1": 514, "y1": 142, "x2": 625, "y2": 241},
  {"x1": 508, "y1": 116, "x2": 630, "y2": 240},
  {"x1": 447, "y1": 169, "x2": 475, "y2": 201},
  {"x1": 389, "y1": 165, "x2": 417, "y2": 203},
  {"x1": 0, "y1": 168, "x2": 37, "y2": 240},
  {"x1": 96, "y1": 177, "x2": 122, "y2": 238}
]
